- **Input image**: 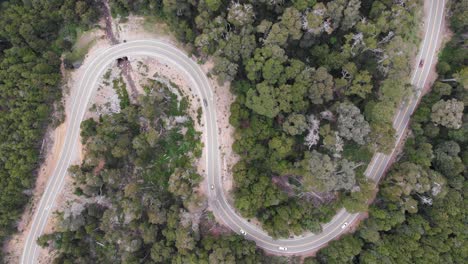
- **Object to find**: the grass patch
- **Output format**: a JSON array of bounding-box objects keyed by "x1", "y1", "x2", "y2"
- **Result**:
[
  {"x1": 112, "y1": 76, "x2": 130, "y2": 109},
  {"x1": 103, "y1": 69, "x2": 112, "y2": 80},
  {"x1": 342, "y1": 143, "x2": 373, "y2": 163},
  {"x1": 63, "y1": 28, "x2": 98, "y2": 67},
  {"x1": 142, "y1": 15, "x2": 170, "y2": 34},
  {"x1": 65, "y1": 39, "x2": 95, "y2": 63},
  {"x1": 196, "y1": 107, "x2": 202, "y2": 125}
]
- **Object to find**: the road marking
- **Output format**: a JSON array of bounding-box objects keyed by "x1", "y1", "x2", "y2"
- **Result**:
[
  {"x1": 22, "y1": 0, "x2": 445, "y2": 260},
  {"x1": 25, "y1": 42, "x2": 215, "y2": 263},
  {"x1": 366, "y1": 0, "x2": 443, "y2": 183},
  {"x1": 393, "y1": 0, "x2": 441, "y2": 131}
]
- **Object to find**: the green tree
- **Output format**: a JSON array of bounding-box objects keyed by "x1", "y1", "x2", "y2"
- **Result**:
[
  {"x1": 341, "y1": 0, "x2": 361, "y2": 31},
  {"x1": 269, "y1": 134, "x2": 294, "y2": 159},
  {"x1": 431, "y1": 99, "x2": 464, "y2": 129},
  {"x1": 205, "y1": 0, "x2": 221, "y2": 11},
  {"x1": 346, "y1": 70, "x2": 373, "y2": 99},
  {"x1": 337, "y1": 102, "x2": 371, "y2": 145},
  {"x1": 245, "y1": 82, "x2": 280, "y2": 118},
  {"x1": 227, "y1": 3, "x2": 254, "y2": 27},
  {"x1": 212, "y1": 56, "x2": 238, "y2": 83},
  {"x1": 282, "y1": 113, "x2": 308, "y2": 135},
  {"x1": 245, "y1": 45, "x2": 287, "y2": 82},
  {"x1": 326, "y1": 0, "x2": 346, "y2": 31},
  {"x1": 317, "y1": 235, "x2": 363, "y2": 263},
  {"x1": 368, "y1": 122, "x2": 395, "y2": 154},
  {"x1": 279, "y1": 7, "x2": 303, "y2": 41},
  {"x1": 433, "y1": 141, "x2": 464, "y2": 178},
  {"x1": 303, "y1": 3, "x2": 327, "y2": 35},
  {"x1": 297, "y1": 151, "x2": 339, "y2": 192},
  {"x1": 308, "y1": 67, "x2": 334, "y2": 104},
  {"x1": 80, "y1": 118, "x2": 98, "y2": 143},
  {"x1": 405, "y1": 139, "x2": 433, "y2": 168},
  {"x1": 293, "y1": 0, "x2": 317, "y2": 11}
]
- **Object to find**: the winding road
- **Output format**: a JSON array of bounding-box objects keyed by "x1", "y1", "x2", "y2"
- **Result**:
[{"x1": 21, "y1": 0, "x2": 445, "y2": 262}]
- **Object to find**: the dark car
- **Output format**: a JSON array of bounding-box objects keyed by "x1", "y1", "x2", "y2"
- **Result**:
[{"x1": 419, "y1": 59, "x2": 424, "y2": 68}]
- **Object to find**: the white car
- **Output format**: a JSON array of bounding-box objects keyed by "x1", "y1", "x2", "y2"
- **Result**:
[
  {"x1": 210, "y1": 184, "x2": 214, "y2": 190},
  {"x1": 341, "y1": 222, "x2": 349, "y2": 229},
  {"x1": 278, "y1": 246, "x2": 288, "y2": 251},
  {"x1": 240, "y1": 229, "x2": 247, "y2": 236}
]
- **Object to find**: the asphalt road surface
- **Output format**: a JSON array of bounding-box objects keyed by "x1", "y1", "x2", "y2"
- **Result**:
[{"x1": 21, "y1": 0, "x2": 445, "y2": 261}]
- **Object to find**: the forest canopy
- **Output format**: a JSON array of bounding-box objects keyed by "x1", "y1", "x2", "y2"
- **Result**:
[
  {"x1": 38, "y1": 80, "x2": 268, "y2": 263},
  {"x1": 109, "y1": 0, "x2": 423, "y2": 237},
  {"x1": 0, "y1": 0, "x2": 465, "y2": 262},
  {"x1": 0, "y1": 0, "x2": 425, "y2": 249},
  {"x1": 0, "y1": 0, "x2": 100, "y2": 257},
  {"x1": 306, "y1": 0, "x2": 467, "y2": 262}
]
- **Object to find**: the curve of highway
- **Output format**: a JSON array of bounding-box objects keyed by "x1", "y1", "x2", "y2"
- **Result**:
[{"x1": 22, "y1": 0, "x2": 445, "y2": 262}]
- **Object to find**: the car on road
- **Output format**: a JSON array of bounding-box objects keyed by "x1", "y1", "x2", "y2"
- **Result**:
[
  {"x1": 203, "y1": 99, "x2": 208, "y2": 107},
  {"x1": 419, "y1": 59, "x2": 424, "y2": 68},
  {"x1": 210, "y1": 184, "x2": 214, "y2": 190},
  {"x1": 341, "y1": 222, "x2": 349, "y2": 229},
  {"x1": 278, "y1": 246, "x2": 288, "y2": 251},
  {"x1": 240, "y1": 229, "x2": 247, "y2": 235}
]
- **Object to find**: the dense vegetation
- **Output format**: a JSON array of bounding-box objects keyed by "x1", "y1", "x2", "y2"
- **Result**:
[
  {"x1": 0, "y1": 0, "x2": 99, "y2": 257},
  {"x1": 109, "y1": 0, "x2": 423, "y2": 237},
  {"x1": 38, "y1": 82, "x2": 270, "y2": 263},
  {"x1": 304, "y1": 1, "x2": 467, "y2": 262},
  {"x1": 1, "y1": 0, "x2": 464, "y2": 262}
]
